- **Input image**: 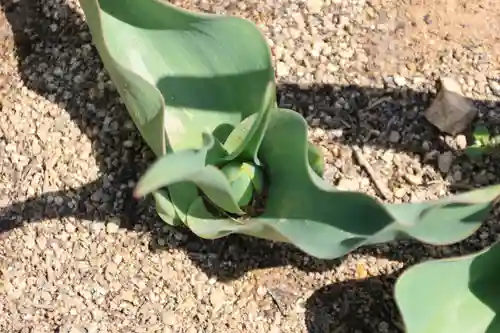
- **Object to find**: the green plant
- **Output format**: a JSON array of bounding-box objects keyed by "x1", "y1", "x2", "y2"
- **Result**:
[
  {"x1": 466, "y1": 125, "x2": 500, "y2": 159},
  {"x1": 79, "y1": 0, "x2": 500, "y2": 331}
]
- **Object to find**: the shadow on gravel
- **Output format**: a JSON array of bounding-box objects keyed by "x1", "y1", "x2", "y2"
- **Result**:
[
  {"x1": 2, "y1": 1, "x2": 500, "y2": 331},
  {"x1": 305, "y1": 274, "x2": 404, "y2": 333}
]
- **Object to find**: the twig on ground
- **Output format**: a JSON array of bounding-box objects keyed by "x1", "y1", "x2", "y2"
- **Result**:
[
  {"x1": 357, "y1": 97, "x2": 392, "y2": 122},
  {"x1": 425, "y1": 179, "x2": 474, "y2": 190},
  {"x1": 352, "y1": 145, "x2": 393, "y2": 200}
]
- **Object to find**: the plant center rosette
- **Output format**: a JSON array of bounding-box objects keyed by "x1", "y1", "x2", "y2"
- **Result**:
[{"x1": 217, "y1": 160, "x2": 266, "y2": 215}]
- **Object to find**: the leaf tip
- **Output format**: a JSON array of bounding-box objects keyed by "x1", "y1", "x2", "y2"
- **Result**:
[{"x1": 133, "y1": 187, "x2": 144, "y2": 199}]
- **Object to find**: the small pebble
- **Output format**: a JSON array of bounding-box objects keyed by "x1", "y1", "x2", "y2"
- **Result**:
[
  {"x1": 162, "y1": 311, "x2": 177, "y2": 326},
  {"x1": 276, "y1": 61, "x2": 289, "y2": 77},
  {"x1": 394, "y1": 187, "x2": 407, "y2": 198},
  {"x1": 393, "y1": 75, "x2": 407, "y2": 86},
  {"x1": 438, "y1": 151, "x2": 454, "y2": 173},
  {"x1": 106, "y1": 219, "x2": 120, "y2": 234},
  {"x1": 337, "y1": 178, "x2": 360, "y2": 191},
  {"x1": 455, "y1": 134, "x2": 468, "y2": 150},
  {"x1": 65, "y1": 223, "x2": 76, "y2": 233},
  {"x1": 210, "y1": 288, "x2": 227, "y2": 310},
  {"x1": 388, "y1": 130, "x2": 401, "y2": 143},
  {"x1": 488, "y1": 78, "x2": 500, "y2": 96}
]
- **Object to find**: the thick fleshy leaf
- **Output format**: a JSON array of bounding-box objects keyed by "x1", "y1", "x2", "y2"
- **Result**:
[
  {"x1": 221, "y1": 81, "x2": 275, "y2": 164},
  {"x1": 79, "y1": 0, "x2": 276, "y2": 155},
  {"x1": 134, "y1": 133, "x2": 214, "y2": 196},
  {"x1": 178, "y1": 108, "x2": 500, "y2": 259},
  {"x1": 220, "y1": 161, "x2": 264, "y2": 206},
  {"x1": 307, "y1": 142, "x2": 325, "y2": 177},
  {"x1": 134, "y1": 133, "x2": 244, "y2": 215},
  {"x1": 152, "y1": 188, "x2": 180, "y2": 226},
  {"x1": 395, "y1": 241, "x2": 500, "y2": 333},
  {"x1": 185, "y1": 197, "x2": 290, "y2": 243}
]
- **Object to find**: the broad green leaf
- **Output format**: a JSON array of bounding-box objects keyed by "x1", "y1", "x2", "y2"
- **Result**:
[
  {"x1": 79, "y1": 0, "x2": 275, "y2": 155},
  {"x1": 395, "y1": 241, "x2": 500, "y2": 333},
  {"x1": 78, "y1": 0, "x2": 166, "y2": 156},
  {"x1": 168, "y1": 182, "x2": 200, "y2": 224}
]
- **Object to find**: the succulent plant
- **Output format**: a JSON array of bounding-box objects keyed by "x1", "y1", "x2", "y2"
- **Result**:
[{"x1": 78, "y1": 0, "x2": 500, "y2": 331}]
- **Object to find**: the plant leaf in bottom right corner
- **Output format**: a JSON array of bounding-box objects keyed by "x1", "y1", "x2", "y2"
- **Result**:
[{"x1": 394, "y1": 240, "x2": 500, "y2": 333}]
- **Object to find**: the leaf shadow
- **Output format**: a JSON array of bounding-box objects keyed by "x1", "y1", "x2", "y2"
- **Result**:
[
  {"x1": 305, "y1": 273, "x2": 404, "y2": 333},
  {"x1": 1, "y1": 0, "x2": 147, "y2": 235},
  {"x1": 1, "y1": 4, "x2": 500, "y2": 331}
]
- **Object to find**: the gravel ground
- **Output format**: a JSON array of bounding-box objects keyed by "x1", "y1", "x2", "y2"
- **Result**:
[{"x1": 0, "y1": 0, "x2": 500, "y2": 332}]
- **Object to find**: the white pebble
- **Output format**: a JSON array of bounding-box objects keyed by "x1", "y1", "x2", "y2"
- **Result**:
[
  {"x1": 393, "y1": 75, "x2": 407, "y2": 86},
  {"x1": 106, "y1": 220, "x2": 120, "y2": 234},
  {"x1": 276, "y1": 61, "x2": 290, "y2": 77},
  {"x1": 455, "y1": 134, "x2": 468, "y2": 149},
  {"x1": 488, "y1": 78, "x2": 500, "y2": 96}
]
